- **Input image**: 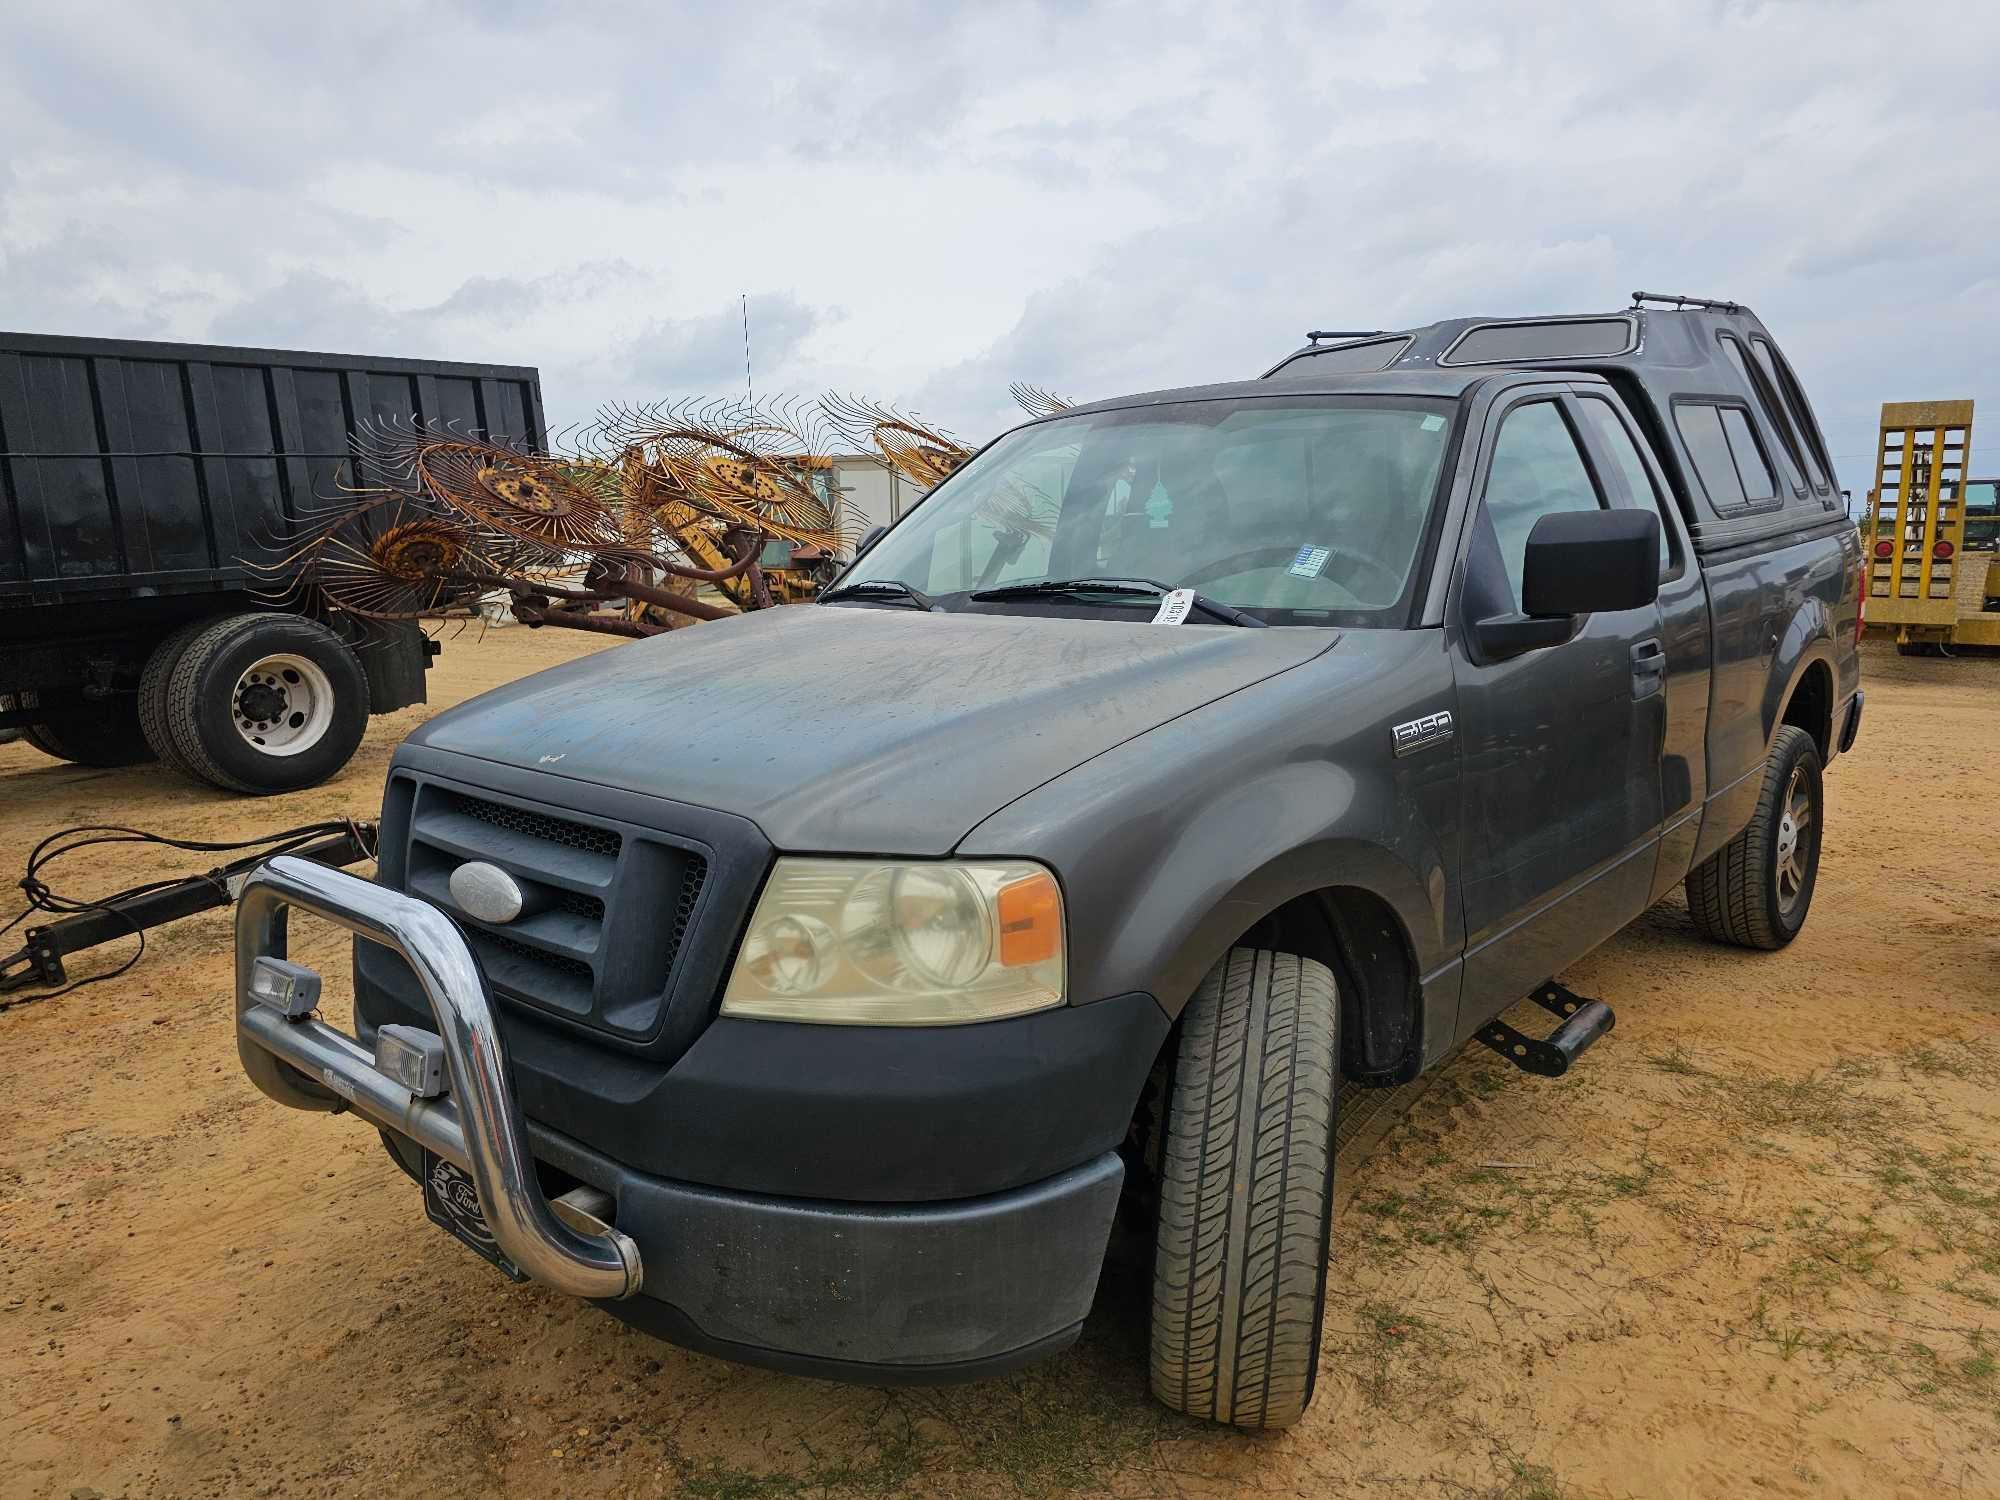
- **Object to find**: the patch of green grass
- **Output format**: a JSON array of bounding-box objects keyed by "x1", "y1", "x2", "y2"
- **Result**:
[
  {"x1": 1645, "y1": 1043, "x2": 1704, "y2": 1076},
  {"x1": 1898, "y1": 1037, "x2": 2000, "y2": 1085},
  {"x1": 1495, "y1": 1457, "x2": 1570, "y2": 1499},
  {"x1": 671, "y1": 1421, "x2": 925, "y2": 1500},
  {"x1": 1711, "y1": 1066, "x2": 1896, "y2": 1138},
  {"x1": 1347, "y1": 1300, "x2": 1464, "y2": 1410},
  {"x1": 1604, "y1": 1156, "x2": 1662, "y2": 1198}
]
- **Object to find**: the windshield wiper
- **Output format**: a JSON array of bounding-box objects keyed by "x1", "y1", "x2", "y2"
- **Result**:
[
  {"x1": 820, "y1": 578, "x2": 940, "y2": 612},
  {"x1": 969, "y1": 576, "x2": 1265, "y2": 627}
]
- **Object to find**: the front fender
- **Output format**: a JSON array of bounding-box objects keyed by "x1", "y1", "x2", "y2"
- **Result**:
[{"x1": 957, "y1": 633, "x2": 1461, "y2": 1025}]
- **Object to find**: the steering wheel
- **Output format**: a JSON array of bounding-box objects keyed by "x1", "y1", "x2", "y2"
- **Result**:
[{"x1": 1180, "y1": 545, "x2": 1403, "y2": 602}]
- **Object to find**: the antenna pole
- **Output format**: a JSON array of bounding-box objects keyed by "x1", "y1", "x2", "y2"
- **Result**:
[{"x1": 741, "y1": 293, "x2": 753, "y2": 400}]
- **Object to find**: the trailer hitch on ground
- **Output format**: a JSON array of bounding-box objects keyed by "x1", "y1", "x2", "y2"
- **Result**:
[{"x1": 0, "y1": 821, "x2": 378, "y2": 1001}]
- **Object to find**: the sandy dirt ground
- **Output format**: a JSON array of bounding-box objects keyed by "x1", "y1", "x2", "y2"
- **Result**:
[{"x1": 2, "y1": 630, "x2": 1996, "y2": 1499}]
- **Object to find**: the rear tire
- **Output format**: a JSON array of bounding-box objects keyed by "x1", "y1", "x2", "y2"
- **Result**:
[
  {"x1": 19, "y1": 696, "x2": 155, "y2": 767},
  {"x1": 1685, "y1": 724, "x2": 1823, "y2": 949},
  {"x1": 137, "y1": 617, "x2": 216, "y2": 776},
  {"x1": 1149, "y1": 947, "x2": 1339, "y2": 1430},
  {"x1": 163, "y1": 613, "x2": 369, "y2": 795}
]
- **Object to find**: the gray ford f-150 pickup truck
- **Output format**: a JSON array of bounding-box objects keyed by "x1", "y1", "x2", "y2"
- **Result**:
[{"x1": 233, "y1": 295, "x2": 1862, "y2": 1429}]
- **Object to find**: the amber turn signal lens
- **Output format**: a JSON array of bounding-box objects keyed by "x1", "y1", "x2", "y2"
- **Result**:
[{"x1": 996, "y1": 871, "x2": 1062, "y2": 967}]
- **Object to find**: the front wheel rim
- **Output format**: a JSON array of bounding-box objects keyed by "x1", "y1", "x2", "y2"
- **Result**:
[
  {"x1": 230, "y1": 653, "x2": 335, "y2": 757},
  {"x1": 1774, "y1": 764, "x2": 1815, "y2": 915}
]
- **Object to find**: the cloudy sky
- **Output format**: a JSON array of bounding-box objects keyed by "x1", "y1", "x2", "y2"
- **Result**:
[{"x1": 4, "y1": 0, "x2": 1997, "y2": 488}]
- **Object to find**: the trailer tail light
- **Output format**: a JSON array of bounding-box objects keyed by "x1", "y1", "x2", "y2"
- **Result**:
[
  {"x1": 1873, "y1": 539, "x2": 1894, "y2": 558},
  {"x1": 1933, "y1": 539, "x2": 1955, "y2": 560}
]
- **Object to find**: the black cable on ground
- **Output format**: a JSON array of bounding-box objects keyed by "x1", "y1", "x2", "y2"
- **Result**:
[{"x1": 0, "y1": 818, "x2": 377, "y2": 1011}]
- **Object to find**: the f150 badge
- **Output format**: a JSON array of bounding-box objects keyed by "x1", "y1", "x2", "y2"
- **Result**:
[{"x1": 1393, "y1": 709, "x2": 1454, "y2": 757}]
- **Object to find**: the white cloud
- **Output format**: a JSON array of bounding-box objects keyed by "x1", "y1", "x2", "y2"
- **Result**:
[{"x1": 2, "y1": 0, "x2": 1998, "y2": 482}]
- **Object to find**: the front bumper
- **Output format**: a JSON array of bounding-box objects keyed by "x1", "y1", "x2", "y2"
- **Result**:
[
  {"x1": 235, "y1": 855, "x2": 1125, "y2": 1378},
  {"x1": 377, "y1": 1124, "x2": 1122, "y2": 1379},
  {"x1": 235, "y1": 855, "x2": 642, "y2": 1299}
]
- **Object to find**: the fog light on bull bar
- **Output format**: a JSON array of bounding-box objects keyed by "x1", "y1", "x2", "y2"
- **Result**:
[
  {"x1": 375, "y1": 1024, "x2": 448, "y2": 1098},
  {"x1": 248, "y1": 956, "x2": 322, "y2": 1019}
]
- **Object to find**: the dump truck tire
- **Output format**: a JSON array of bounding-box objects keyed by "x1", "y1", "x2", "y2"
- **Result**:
[
  {"x1": 1685, "y1": 724, "x2": 1823, "y2": 950},
  {"x1": 137, "y1": 617, "x2": 217, "y2": 777},
  {"x1": 164, "y1": 612, "x2": 369, "y2": 795},
  {"x1": 1150, "y1": 947, "x2": 1339, "y2": 1430},
  {"x1": 20, "y1": 698, "x2": 156, "y2": 767}
]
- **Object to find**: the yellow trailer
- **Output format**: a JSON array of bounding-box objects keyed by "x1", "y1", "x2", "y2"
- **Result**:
[{"x1": 1863, "y1": 400, "x2": 2000, "y2": 650}]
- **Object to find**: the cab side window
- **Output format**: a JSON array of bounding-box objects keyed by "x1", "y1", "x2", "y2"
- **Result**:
[
  {"x1": 1483, "y1": 401, "x2": 1604, "y2": 609},
  {"x1": 1576, "y1": 395, "x2": 1673, "y2": 572}
]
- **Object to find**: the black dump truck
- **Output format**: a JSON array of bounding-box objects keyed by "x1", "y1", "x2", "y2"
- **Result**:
[
  {"x1": 230, "y1": 297, "x2": 1861, "y2": 1428},
  {"x1": 0, "y1": 332, "x2": 545, "y2": 793}
]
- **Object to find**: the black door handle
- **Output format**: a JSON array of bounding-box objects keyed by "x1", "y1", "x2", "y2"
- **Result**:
[{"x1": 1631, "y1": 638, "x2": 1666, "y2": 695}]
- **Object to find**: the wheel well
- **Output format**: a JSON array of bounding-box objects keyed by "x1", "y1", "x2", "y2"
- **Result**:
[
  {"x1": 1781, "y1": 659, "x2": 1833, "y2": 760},
  {"x1": 1120, "y1": 885, "x2": 1422, "y2": 1209},
  {"x1": 1235, "y1": 886, "x2": 1422, "y2": 1084}
]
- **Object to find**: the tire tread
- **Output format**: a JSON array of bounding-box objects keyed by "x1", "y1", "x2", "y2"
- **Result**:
[
  {"x1": 138, "y1": 617, "x2": 215, "y2": 776},
  {"x1": 1151, "y1": 947, "x2": 1338, "y2": 1428},
  {"x1": 1685, "y1": 724, "x2": 1819, "y2": 950}
]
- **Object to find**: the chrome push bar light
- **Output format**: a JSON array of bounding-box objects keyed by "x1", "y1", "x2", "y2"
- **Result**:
[
  {"x1": 375, "y1": 1024, "x2": 448, "y2": 1098},
  {"x1": 248, "y1": 955, "x2": 321, "y2": 1018}
]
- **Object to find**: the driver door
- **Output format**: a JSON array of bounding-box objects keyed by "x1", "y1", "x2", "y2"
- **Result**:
[{"x1": 1449, "y1": 389, "x2": 1668, "y2": 1034}]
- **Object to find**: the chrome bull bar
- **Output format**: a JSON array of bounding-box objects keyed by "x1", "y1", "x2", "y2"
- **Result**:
[{"x1": 233, "y1": 854, "x2": 643, "y2": 1300}]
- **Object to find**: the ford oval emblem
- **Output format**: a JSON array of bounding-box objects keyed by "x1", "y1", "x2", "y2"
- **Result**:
[{"x1": 450, "y1": 861, "x2": 525, "y2": 924}]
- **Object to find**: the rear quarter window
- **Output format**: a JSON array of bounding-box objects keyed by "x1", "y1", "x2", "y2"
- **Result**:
[{"x1": 1676, "y1": 400, "x2": 1781, "y2": 512}]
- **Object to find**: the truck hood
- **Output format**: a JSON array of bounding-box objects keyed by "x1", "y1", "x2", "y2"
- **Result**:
[{"x1": 404, "y1": 606, "x2": 1338, "y2": 855}]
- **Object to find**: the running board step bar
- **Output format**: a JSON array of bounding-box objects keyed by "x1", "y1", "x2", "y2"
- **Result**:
[{"x1": 1473, "y1": 980, "x2": 1614, "y2": 1077}]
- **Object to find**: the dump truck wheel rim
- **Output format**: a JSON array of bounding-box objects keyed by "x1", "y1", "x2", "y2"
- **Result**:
[{"x1": 231, "y1": 653, "x2": 335, "y2": 757}]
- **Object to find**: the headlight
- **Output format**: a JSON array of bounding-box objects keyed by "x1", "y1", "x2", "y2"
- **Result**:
[{"x1": 721, "y1": 858, "x2": 1065, "y2": 1025}]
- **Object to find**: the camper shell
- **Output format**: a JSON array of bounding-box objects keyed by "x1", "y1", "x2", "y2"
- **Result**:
[{"x1": 1264, "y1": 298, "x2": 1846, "y2": 552}]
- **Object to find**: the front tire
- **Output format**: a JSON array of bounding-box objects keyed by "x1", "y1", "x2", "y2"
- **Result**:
[
  {"x1": 163, "y1": 613, "x2": 369, "y2": 794},
  {"x1": 1685, "y1": 724, "x2": 1823, "y2": 949},
  {"x1": 1149, "y1": 947, "x2": 1339, "y2": 1430}
]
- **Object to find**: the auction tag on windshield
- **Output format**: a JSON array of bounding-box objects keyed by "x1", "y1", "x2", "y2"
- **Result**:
[
  {"x1": 1289, "y1": 544, "x2": 1332, "y2": 579},
  {"x1": 1151, "y1": 589, "x2": 1196, "y2": 625}
]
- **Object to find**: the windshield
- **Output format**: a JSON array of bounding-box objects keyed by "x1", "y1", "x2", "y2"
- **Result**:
[{"x1": 839, "y1": 395, "x2": 1455, "y2": 624}]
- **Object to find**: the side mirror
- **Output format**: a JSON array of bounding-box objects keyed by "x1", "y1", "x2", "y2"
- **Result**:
[
  {"x1": 856, "y1": 524, "x2": 886, "y2": 558},
  {"x1": 1475, "y1": 508, "x2": 1660, "y2": 660},
  {"x1": 1521, "y1": 508, "x2": 1660, "y2": 616}
]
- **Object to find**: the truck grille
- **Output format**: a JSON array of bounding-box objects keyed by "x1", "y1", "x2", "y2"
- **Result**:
[
  {"x1": 456, "y1": 794, "x2": 623, "y2": 859},
  {"x1": 398, "y1": 781, "x2": 712, "y2": 1041}
]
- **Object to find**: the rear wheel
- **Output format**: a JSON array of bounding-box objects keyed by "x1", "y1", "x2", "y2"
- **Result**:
[
  {"x1": 163, "y1": 613, "x2": 369, "y2": 794},
  {"x1": 1149, "y1": 947, "x2": 1339, "y2": 1429},
  {"x1": 19, "y1": 695, "x2": 155, "y2": 767},
  {"x1": 137, "y1": 617, "x2": 216, "y2": 776},
  {"x1": 1685, "y1": 724, "x2": 1823, "y2": 949}
]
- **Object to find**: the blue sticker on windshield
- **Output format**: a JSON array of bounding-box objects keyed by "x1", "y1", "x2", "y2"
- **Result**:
[{"x1": 1289, "y1": 545, "x2": 1331, "y2": 579}]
